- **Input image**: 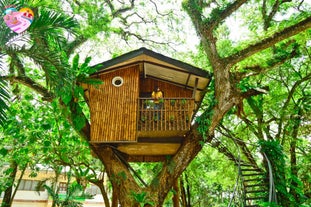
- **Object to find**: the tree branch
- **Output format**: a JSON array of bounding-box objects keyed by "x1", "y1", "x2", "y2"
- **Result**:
[
  {"x1": 206, "y1": 0, "x2": 248, "y2": 32},
  {"x1": 276, "y1": 72, "x2": 311, "y2": 139},
  {"x1": 65, "y1": 36, "x2": 88, "y2": 56},
  {"x1": 233, "y1": 44, "x2": 299, "y2": 81},
  {"x1": 105, "y1": 0, "x2": 135, "y2": 18},
  {"x1": 224, "y1": 16, "x2": 311, "y2": 67},
  {"x1": 0, "y1": 75, "x2": 54, "y2": 101}
]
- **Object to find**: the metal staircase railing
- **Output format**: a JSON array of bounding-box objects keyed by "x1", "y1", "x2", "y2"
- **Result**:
[{"x1": 210, "y1": 138, "x2": 274, "y2": 206}]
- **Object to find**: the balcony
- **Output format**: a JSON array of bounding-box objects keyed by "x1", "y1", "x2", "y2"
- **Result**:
[{"x1": 137, "y1": 98, "x2": 195, "y2": 138}]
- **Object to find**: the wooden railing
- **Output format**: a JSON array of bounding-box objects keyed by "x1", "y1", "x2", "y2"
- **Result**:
[{"x1": 137, "y1": 98, "x2": 195, "y2": 132}]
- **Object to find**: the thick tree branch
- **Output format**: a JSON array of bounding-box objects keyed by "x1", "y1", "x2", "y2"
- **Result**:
[
  {"x1": 185, "y1": 0, "x2": 248, "y2": 64},
  {"x1": 241, "y1": 86, "x2": 269, "y2": 99},
  {"x1": 233, "y1": 41, "x2": 299, "y2": 80},
  {"x1": 0, "y1": 75, "x2": 54, "y2": 101},
  {"x1": 66, "y1": 36, "x2": 88, "y2": 56},
  {"x1": 262, "y1": 0, "x2": 280, "y2": 30},
  {"x1": 206, "y1": 0, "x2": 248, "y2": 32},
  {"x1": 105, "y1": 0, "x2": 135, "y2": 18},
  {"x1": 224, "y1": 16, "x2": 311, "y2": 67}
]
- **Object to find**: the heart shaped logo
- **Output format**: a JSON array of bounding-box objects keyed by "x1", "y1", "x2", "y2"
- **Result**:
[{"x1": 3, "y1": 7, "x2": 34, "y2": 34}]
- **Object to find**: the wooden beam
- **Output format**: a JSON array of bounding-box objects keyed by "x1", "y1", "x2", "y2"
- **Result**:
[
  {"x1": 192, "y1": 78, "x2": 199, "y2": 98},
  {"x1": 137, "y1": 137, "x2": 183, "y2": 143}
]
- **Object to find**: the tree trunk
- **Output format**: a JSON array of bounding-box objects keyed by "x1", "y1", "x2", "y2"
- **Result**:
[
  {"x1": 180, "y1": 178, "x2": 187, "y2": 207},
  {"x1": 10, "y1": 164, "x2": 27, "y2": 206},
  {"x1": 111, "y1": 183, "x2": 119, "y2": 207},
  {"x1": 1, "y1": 161, "x2": 18, "y2": 207},
  {"x1": 172, "y1": 179, "x2": 180, "y2": 207},
  {"x1": 94, "y1": 145, "x2": 141, "y2": 206},
  {"x1": 93, "y1": 124, "x2": 206, "y2": 207},
  {"x1": 289, "y1": 108, "x2": 303, "y2": 206},
  {"x1": 94, "y1": 180, "x2": 111, "y2": 207}
]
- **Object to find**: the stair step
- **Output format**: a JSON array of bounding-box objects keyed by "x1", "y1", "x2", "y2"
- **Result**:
[
  {"x1": 244, "y1": 178, "x2": 263, "y2": 182},
  {"x1": 241, "y1": 168, "x2": 262, "y2": 172},
  {"x1": 238, "y1": 163, "x2": 255, "y2": 166},
  {"x1": 242, "y1": 173, "x2": 264, "y2": 176},
  {"x1": 245, "y1": 196, "x2": 266, "y2": 200},
  {"x1": 245, "y1": 183, "x2": 266, "y2": 188},
  {"x1": 245, "y1": 190, "x2": 266, "y2": 194}
]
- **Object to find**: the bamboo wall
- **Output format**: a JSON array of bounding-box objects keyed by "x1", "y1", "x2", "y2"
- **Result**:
[{"x1": 89, "y1": 65, "x2": 139, "y2": 142}]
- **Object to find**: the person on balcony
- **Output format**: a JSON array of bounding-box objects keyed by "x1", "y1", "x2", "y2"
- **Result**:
[{"x1": 152, "y1": 86, "x2": 163, "y2": 121}]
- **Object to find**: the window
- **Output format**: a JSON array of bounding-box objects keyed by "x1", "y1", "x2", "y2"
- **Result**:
[
  {"x1": 18, "y1": 180, "x2": 44, "y2": 191},
  {"x1": 58, "y1": 182, "x2": 67, "y2": 192},
  {"x1": 112, "y1": 76, "x2": 124, "y2": 87}
]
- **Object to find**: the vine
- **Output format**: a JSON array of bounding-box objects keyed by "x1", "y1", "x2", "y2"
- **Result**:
[
  {"x1": 196, "y1": 79, "x2": 216, "y2": 142},
  {"x1": 259, "y1": 140, "x2": 290, "y2": 206}
]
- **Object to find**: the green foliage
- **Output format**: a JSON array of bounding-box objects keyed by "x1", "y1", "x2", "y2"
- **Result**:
[
  {"x1": 72, "y1": 54, "x2": 103, "y2": 85},
  {"x1": 237, "y1": 77, "x2": 257, "y2": 92},
  {"x1": 182, "y1": 146, "x2": 237, "y2": 206},
  {"x1": 130, "y1": 191, "x2": 155, "y2": 207},
  {"x1": 0, "y1": 0, "x2": 309, "y2": 206},
  {"x1": 31, "y1": 7, "x2": 78, "y2": 35},
  {"x1": 259, "y1": 140, "x2": 291, "y2": 205},
  {"x1": 70, "y1": 1, "x2": 111, "y2": 38},
  {"x1": 0, "y1": 79, "x2": 9, "y2": 126},
  {"x1": 43, "y1": 180, "x2": 89, "y2": 207},
  {"x1": 196, "y1": 80, "x2": 216, "y2": 140},
  {"x1": 59, "y1": 54, "x2": 102, "y2": 130}
]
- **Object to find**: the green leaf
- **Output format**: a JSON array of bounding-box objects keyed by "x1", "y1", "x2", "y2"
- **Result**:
[
  {"x1": 44, "y1": 140, "x2": 51, "y2": 147},
  {"x1": 0, "y1": 148, "x2": 8, "y2": 157},
  {"x1": 61, "y1": 93, "x2": 72, "y2": 105},
  {"x1": 73, "y1": 86, "x2": 84, "y2": 99},
  {"x1": 80, "y1": 57, "x2": 92, "y2": 72},
  {"x1": 42, "y1": 123, "x2": 51, "y2": 130},
  {"x1": 72, "y1": 54, "x2": 80, "y2": 72},
  {"x1": 24, "y1": 94, "x2": 34, "y2": 101},
  {"x1": 73, "y1": 115, "x2": 86, "y2": 131}
]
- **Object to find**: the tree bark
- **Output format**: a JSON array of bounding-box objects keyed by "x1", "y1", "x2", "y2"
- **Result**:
[
  {"x1": 111, "y1": 184, "x2": 119, "y2": 207},
  {"x1": 289, "y1": 108, "x2": 303, "y2": 205},
  {"x1": 92, "y1": 124, "x2": 205, "y2": 206},
  {"x1": 180, "y1": 177, "x2": 187, "y2": 207},
  {"x1": 1, "y1": 161, "x2": 17, "y2": 207},
  {"x1": 92, "y1": 180, "x2": 111, "y2": 207},
  {"x1": 172, "y1": 179, "x2": 180, "y2": 207},
  {"x1": 94, "y1": 145, "x2": 141, "y2": 206}
]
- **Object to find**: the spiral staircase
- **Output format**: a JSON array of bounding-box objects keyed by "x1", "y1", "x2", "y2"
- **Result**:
[{"x1": 211, "y1": 138, "x2": 275, "y2": 206}]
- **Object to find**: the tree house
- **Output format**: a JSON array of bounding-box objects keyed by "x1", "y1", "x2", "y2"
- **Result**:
[{"x1": 84, "y1": 48, "x2": 211, "y2": 161}]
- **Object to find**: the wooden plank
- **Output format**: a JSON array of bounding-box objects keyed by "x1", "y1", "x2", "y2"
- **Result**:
[
  {"x1": 137, "y1": 137, "x2": 183, "y2": 143},
  {"x1": 137, "y1": 130, "x2": 188, "y2": 138},
  {"x1": 126, "y1": 155, "x2": 169, "y2": 162},
  {"x1": 117, "y1": 143, "x2": 181, "y2": 156}
]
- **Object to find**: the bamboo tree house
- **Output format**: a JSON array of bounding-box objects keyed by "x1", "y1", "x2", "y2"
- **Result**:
[{"x1": 84, "y1": 48, "x2": 211, "y2": 161}]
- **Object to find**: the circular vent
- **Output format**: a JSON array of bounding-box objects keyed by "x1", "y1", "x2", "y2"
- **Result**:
[{"x1": 112, "y1": 76, "x2": 124, "y2": 87}]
